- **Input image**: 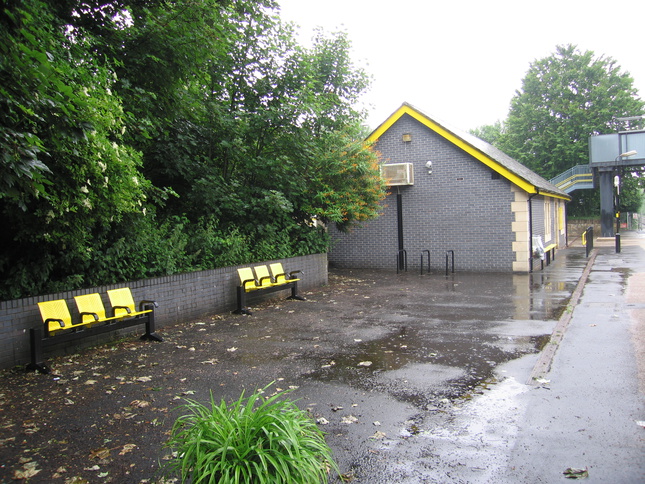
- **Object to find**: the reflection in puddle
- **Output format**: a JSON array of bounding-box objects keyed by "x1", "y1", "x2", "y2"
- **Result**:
[
  {"x1": 308, "y1": 323, "x2": 551, "y2": 408},
  {"x1": 239, "y1": 248, "x2": 589, "y2": 410},
  {"x1": 303, "y1": 252, "x2": 589, "y2": 408}
]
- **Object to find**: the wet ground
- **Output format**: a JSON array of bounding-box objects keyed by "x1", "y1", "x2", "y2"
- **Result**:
[{"x1": 0, "y1": 242, "x2": 641, "y2": 483}]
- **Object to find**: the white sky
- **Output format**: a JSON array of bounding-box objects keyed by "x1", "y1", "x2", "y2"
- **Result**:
[{"x1": 277, "y1": 0, "x2": 645, "y2": 133}]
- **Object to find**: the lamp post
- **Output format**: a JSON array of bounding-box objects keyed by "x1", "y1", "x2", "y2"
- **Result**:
[{"x1": 614, "y1": 150, "x2": 638, "y2": 253}]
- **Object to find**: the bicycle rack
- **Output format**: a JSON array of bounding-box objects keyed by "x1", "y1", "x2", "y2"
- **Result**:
[
  {"x1": 420, "y1": 250, "x2": 430, "y2": 275},
  {"x1": 397, "y1": 249, "x2": 408, "y2": 274},
  {"x1": 445, "y1": 250, "x2": 455, "y2": 276}
]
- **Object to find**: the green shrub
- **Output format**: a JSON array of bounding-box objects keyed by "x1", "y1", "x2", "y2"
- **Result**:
[{"x1": 163, "y1": 385, "x2": 339, "y2": 484}]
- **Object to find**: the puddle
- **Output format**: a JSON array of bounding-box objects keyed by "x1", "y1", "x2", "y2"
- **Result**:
[
  {"x1": 307, "y1": 322, "x2": 551, "y2": 408},
  {"x1": 232, "y1": 247, "x2": 588, "y2": 410}
]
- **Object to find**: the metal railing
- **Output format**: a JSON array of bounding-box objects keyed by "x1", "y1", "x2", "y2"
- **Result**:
[
  {"x1": 549, "y1": 165, "x2": 594, "y2": 193},
  {"x1": 420, "y1": 250, "x2": 430, "y2": 275},
  {"x1": 445, "y1": 250, "x2": 455, "y2": 276}
]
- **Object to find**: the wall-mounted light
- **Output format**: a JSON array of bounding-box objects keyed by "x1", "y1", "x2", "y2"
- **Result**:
[
  {"x1": 425, "y1": 160, "x2": 433, "y2": 174},
  {"x1": 618, "y1": 150, "x2": 637, "y2": 158},
  {"x1": 402, "y1": 133, "x2": 412, "y2": 142}
]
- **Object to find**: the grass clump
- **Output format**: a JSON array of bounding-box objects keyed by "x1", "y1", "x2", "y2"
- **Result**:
[{"x1": 163, "y1": 384, "x2": 339, "y2": 483}]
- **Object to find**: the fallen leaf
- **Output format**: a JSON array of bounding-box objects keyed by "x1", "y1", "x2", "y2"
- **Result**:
[
  {"x1": 201, "y1": 359, "x2": 218, "y2": 365},
  {"x1": 89, "y1": 447, "x2": 110, "y2": 460},
  {"x1": 226, "y1": 347, "x2": 237, "y2": 352},
  {"x1": 84, "y1": 380, "x2": 98, "y2": 385},
  {"x1": 316, "y1": 417, "x2": 329, "y2": 425},
  {"x1": 119, "y1": 444, "x2": 137, "y2": 455},
  {"x1": 357, "y1": 361, "x2": 372, "y2": 367},
  {"x1": 341, "y1": 415, "x2": 358, "y2": 424},
  {"x1": 64, "y1": 477, "x2": 90, "y2": 484},
  {"x1": 22, "y1": 421, "x2": 39, "y2": 434},
  {"x1": 113, "y1": 412, "x2": 136, "y2": 420},
  {"x1": 14, "y1": 461, "x2": 40, "y2": 479},
  {"x1": 370, "y1": 431, "x2": 387, "y2": 439},
  {"x1": 136, "y1": 376, "x2": 152, "y2": 382},
  {"x1": 563, "y1": 467, "x2": 588, "y2": 479},
  {"x1": 130, "y1": 400, "x2": 150, "y2": 408}
]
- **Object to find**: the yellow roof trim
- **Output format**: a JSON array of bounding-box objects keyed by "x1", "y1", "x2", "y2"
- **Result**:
[{"x1": 369, "y1": 105, "x2": 568, "y2": 198}]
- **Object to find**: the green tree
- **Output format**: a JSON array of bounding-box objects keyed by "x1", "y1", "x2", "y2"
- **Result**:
[
  {"x1": 0, "y1": 0, "x2": 386, "y2": 299},
  {"x1": 497, "y1": 44, "x2": 644, "y2": 216},
  {"x1": 0, "y1": 0, "x2": 151, "y2": 298},
  {"x1": 470, "y1": 120, "x2": 504, "y2": 145}
]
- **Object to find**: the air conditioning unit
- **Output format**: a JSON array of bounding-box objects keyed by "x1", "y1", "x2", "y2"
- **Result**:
[{"x1": 381, "y1": 163, "x2": 414, "y2": 186}]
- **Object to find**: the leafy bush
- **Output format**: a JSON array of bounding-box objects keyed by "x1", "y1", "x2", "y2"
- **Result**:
[{"x1": 164, "y1": 385, "x2": 339, "y2": 484}]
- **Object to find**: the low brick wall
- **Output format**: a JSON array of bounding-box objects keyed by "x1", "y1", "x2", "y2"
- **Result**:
[
  {"x1": 568, "y1": 219, "x2": 600, "y2": 243},
  {"x1": 0, "y1": 253, "x2": 327, "y2": 370}
]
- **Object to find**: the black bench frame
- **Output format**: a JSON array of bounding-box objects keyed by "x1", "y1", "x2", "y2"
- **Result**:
[
  {"x1": 27, "y1": 303, "x2": 162, "y2": 374},
  {"x1": 235, "y1": 279, "x2": 304, "y2": 315},
  {"x1": 540, "y1": 244, "x2": 557, "y2": 270}
]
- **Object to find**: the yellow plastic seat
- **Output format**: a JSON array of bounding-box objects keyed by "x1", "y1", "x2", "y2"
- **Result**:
[
  {"x1": 107, "y1": 287, "x2": 152, "y2": 318},
  {"x1": 237, "y1": 267, "x2": 259, "y2": 291},
  {"x1": 253, "y1": 265, "x2": 277, "y2": 289},
  {"x1": 38, "y1": 299, "x2": 74, "y2": 334},
  {"x1": 74, "y1": 293, "x2": 122, "y2": 325},
  {"x1": 234, "y1": 264, "x2": 304, "y2": 315},
  {"x1": 269, "y1": 263, "x2": 301, "y2": 284}
]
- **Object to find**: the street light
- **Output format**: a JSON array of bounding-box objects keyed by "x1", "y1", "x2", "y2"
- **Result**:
[{"x1": 613, "y1": 150, "x2": 638, "y2": 253}]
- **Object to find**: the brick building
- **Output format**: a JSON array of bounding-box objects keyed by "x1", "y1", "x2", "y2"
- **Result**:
[{"x1": 328, "y1": 103, "x2": 570, "y2": 272}]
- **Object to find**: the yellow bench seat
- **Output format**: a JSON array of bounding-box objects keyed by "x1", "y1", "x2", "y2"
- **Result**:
[
  {"x1": 74, "y1": 293, "x2": 125, "y2": 325},
  {"x1": 29, "y1": 288, "x2": 162, "y2": 374},
  {"x1": 107, "y1": 287, "x2": 155, "y2": 318},
  {"x1": 37, "y1": 299, "x2": 87, "y2": 335},
  {"x1": 235, "y1": 264, "x2": 305, "y2": 315}
]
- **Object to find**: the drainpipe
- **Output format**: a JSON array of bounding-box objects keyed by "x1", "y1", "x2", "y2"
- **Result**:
[
  {"x1": 528, "y1": 189, "x2": 539, "y2": 273},
  {"x1": 397, "y1": 188, "x2": 404, "y2": 269}
]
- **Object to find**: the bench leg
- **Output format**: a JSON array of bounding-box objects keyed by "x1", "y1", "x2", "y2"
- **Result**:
[
  {"x1": 234, "y1": 286, "x2": 252, "y2": 315},
  {"x1": 287, "y1": 282, "x2": 306, "y2": 301},
  {"x1": 26, "y1": 327, "x2": 50, "y2": 374},
  {"x1": 140, "y1": 307, "x2": 163, "y2": 342}
]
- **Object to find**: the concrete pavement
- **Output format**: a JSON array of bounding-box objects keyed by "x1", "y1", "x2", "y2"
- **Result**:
[{"x1": 500, "y1": 232, "x2": 645, "y2": 483}]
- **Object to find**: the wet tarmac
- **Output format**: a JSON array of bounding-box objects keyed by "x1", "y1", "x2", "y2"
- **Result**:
[
  {"x1": 274, "y1": 249, "x2": 589, "y2": 483},
  {"x1": 1, "y1": 237, "x2": 643, "y2": 483}
]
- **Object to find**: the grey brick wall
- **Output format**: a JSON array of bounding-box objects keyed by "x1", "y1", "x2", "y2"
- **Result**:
[
  {"x1": 329, "y1": 113, "x2": 515, "y2": 272},
  {"x1": 0, "y1": 253, "x2": 327, "y2": 369}
]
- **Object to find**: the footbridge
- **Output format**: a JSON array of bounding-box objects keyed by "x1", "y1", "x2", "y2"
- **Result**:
[
  {"x1": 549, "y1": 129, "x2": 645, "y2": 237},
  {"x1": 549, "y1": 165, "x2": 593, "y2": 194}
]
